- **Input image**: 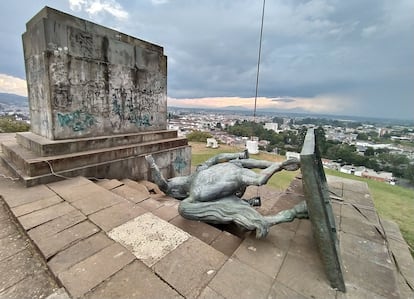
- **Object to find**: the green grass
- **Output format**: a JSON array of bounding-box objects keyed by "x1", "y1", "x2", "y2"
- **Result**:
[{"x1": 190, "y1": 142, "x2": 414, "y2": 256}]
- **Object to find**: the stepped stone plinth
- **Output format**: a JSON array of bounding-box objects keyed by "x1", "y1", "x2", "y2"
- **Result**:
[
  {"x1": 1, "y1": 131, "x2": 190, "y2": 186},
  {"x1": 0, "y1": 7, "x2": 191, "y2": 186}
]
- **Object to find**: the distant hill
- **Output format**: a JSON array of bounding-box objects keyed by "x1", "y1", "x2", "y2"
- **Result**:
[
  {"x1": 221, "y1": 106, "x2": 249, "y2": 111},
  {"x1": 0, "y1": 93, "x2": 28, "y2": 107},
  {"x1": 168, "y1": 105, "x2": 414, "y2": 126}
]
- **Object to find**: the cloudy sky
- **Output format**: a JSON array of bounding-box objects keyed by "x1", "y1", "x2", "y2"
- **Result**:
[{"x1": 0, "y1": 0, "x2": 413, "y2": 120}]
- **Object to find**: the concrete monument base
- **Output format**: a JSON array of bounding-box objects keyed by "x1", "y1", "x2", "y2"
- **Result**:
[
  {"x1": 0, "y1": 7, "x2": 193, "y2": 187},
  {"x1": 0, "y1": 130, "x2": 191, "y2": 187}
]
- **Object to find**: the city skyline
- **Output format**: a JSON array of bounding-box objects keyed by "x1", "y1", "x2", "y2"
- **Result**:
[{"x1": 0, "y1": 0, "x2": 413, "y2": 120}]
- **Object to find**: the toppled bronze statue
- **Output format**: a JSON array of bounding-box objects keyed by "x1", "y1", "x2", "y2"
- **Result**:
[{"x1": 145, "y1": 151, "x2": 308, "y2": 238}]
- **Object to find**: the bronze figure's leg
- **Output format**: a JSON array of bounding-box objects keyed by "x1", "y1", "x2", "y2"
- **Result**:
[
  {"x1": 264, "y1": 201, "x2": 309, "y2": 225},
  {"x1": 238, "y1": 158, "x2": 300, "y2": 186},
  {"x1": 145, "y1": 155, "x2": 169, "y2": 193},
  {"x1": 145, "y1": 155, "x2": 190, "y2": 199},
  {"x1": 178, "y1": 195, "x2": 271, "y2": 238},
  {"x1": 178, "y1": 196, "x2": 308, "y2": 238},
  {"x1": 196, "y1": 151, "x2": 249, "y2": 170}
]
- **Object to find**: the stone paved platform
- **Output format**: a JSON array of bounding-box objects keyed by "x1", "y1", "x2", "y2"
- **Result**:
[
  {"x1": 1, "y1": 150, "x2": 413, "y2": 298},
  {"x1": 0, "y1": 195, "x2": 64, "y2": 299}
]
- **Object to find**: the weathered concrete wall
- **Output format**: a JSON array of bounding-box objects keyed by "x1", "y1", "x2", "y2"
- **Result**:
[{"x1": 23, "y1": 7, "x2": 167, "y2": 140}]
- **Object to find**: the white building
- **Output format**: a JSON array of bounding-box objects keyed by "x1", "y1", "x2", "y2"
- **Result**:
[
  {"x1": 206, "y1": 138, "x2": 219, "y2": 149},
  {"x1": 246, "y1": 140, "x2": 259, "y2": 155},
  {"x1": 286, "y1": 151, "x2": 300, "y2": 161},
  {"x1": 264, "y1": 123, "x2": 279, "y2": 132},
  {"x1": 340, "y1": 165, "x2": 365, "y2": 175}
]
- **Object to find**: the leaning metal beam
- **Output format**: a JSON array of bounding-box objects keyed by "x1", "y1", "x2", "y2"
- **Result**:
[{"x1": 300, "y1": 128, "x2": 346, "y2": 292}]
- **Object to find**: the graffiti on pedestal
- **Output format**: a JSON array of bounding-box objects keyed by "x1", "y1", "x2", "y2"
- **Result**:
[
  {"x1": 69, "y1": 27, "x2": 94, "y2": 58},
  {"x1": 53, "y1": 85, "x2": 73, "y2": 108},
  {"x1": 48, "y1": 30, "x2": 165, "y2": 133},
  {"x1": 79, "y1": 81, "x2": 107, "y2": 113},
  {"x1": 110, "y1": 86, "x2": 163, "y2": 129},
  {"x1": 173, "y1": 155, "x2": 188, "y2": 173},
  {"x1": 57, "y1": 110, "x2": 96, "y2": 132}
]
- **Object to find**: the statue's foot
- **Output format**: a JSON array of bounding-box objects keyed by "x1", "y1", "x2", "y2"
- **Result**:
[
  {"x1": 239, "y1": 149, "x2": 249, "y2": 159},
  {"x1": 296, "y1": 211, "x2": 309, "y2": 219},
  {"x1": 145, "y1": 155, "x2": 156, "y2": 166},
  {"x1": 243, "y1": 196, "x2": 261, "y2": 207},
  {"x1": 293, "y1": 201, "x2": 309, "y2": 219},
  {"x1": 264, "y1": 201, "x2": 308, "y2": 226},
  {"x1": 255, "y1": 223, "x2": 269, "y2": 238}
]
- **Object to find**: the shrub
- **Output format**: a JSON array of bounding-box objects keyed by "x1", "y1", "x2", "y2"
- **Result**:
[
  {"x1": 186, "y1": 130, "x2": 213, "y2": 142},
  {"x1": 0, "y1": 116, "x2": 30, "y2": 132}
]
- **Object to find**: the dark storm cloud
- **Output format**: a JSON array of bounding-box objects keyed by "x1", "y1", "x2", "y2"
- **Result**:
[{"x1": 0, "y1": 0, "x2": 412, "y2": 119}]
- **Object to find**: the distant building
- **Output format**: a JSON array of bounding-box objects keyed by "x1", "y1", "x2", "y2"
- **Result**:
[
  {"x1": 356, "y1": 145, "x2": 367, "y2": 155},
  {"x1": 206, "y1": 138, "x2": 219, "y2": 149},
  {"x1": 286, "y1": 151, "x2": 300, "y2": 161},
  {"x1": 339, "y1": 165, "x2": 396, "y2": 185},
  {"x1": 322, "y1": 159, "x2": 340, "y2": 171},
  {"x1": 264, "y1": 123, "x2": 279, "y2": 132},
  {"x1": 362, "y1": 169, "x2": 395, "y2": 184},
  {"x1": 258, "y1": 139, "x2": 270, "y2": 148},
  {"x1": 246, "y1": 139, "x2": 259, "y2": 155},
  {"x1": 340, "y1": 165, "x2": 365, "y2": 175}
]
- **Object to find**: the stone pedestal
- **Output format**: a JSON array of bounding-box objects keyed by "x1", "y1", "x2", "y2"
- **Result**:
[
  {"x1": 0, "y1": 7, "x2": 191, "y2": 186},
  {"x1": 23, "y1": 6, "x2": 168, "y2": 140}
]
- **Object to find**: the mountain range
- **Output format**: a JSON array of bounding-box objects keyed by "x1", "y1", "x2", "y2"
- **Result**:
[
  {"x1": 0, "y1": 92, "x2": 411, "y2": 126},
  {"x1": 0, "y1": 93, "x2": 28, "y2": 107}
]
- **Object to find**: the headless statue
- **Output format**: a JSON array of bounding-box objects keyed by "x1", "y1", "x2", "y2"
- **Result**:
[{"x1": 145, "y1": 151, "x2": 308, "y2": 238}]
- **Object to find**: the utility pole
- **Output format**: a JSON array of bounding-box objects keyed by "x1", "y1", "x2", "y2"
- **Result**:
[{"x1": 254, "y1": 0, "x2": 266, "y2": 119}]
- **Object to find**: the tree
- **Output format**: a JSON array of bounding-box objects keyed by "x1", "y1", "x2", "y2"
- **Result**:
[
  {"x1": 364, "y1": 147, "x2": 375, "y2": 156},
  {"x1": 266, "y1": 143, "x2": 276, "y2": 152},
  {"x1": 0, "y1": 116, "x2": 30, "y2": 132},
  {"x1": 324, "y1": 143, "x2": 363, "y2": 166},
  {"x1": 357, "y1": 133, "x2": 369, "y2": 141},
  {"x1": 405, "y1": 164, "x2": 414, "y2": 183},
  {"x1": 315, "y1": 126, "x2": 328, "y2": 154},
  {"x1": 271, "y1": 117, "x2": 284, "y2": 125},
  {"x1": 186, "y1": 130, "x2": 213, "y2": 142},
  {"x1": 366, "y1": 158, "x2": 380, "y2": 171}
]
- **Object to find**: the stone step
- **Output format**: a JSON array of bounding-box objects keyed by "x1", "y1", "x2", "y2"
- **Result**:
[
  {"x1": 40, "y1": 178, "x2": 231, "y2": 297},
  {"x1": 121, "y1": 178, "x2": 151, "y2": 193},
  {"x1": 16, "y1": 130, "x2": 179, "y2": 157},
  {"x1": 94, "y1": 178, "x2": 244, "y2": 257},
  {"x1": 111, "y1": 184, "x2": 151, "y2": 204},
  {"x1": 0, "y1": 144, "x2": 190, "y2": 187},
  {"x1": 2, "y1": 137, "x2": 188, "y2": 177},
  {"x1": 137, "y1": 179, "x2": 166, "y2": 195},
  {"x1": 101, "y1": 182, "x2": 286, "y2": 254},
  {"x1": 96, "y1": 179, "x2": 124, "y2": 190}
]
